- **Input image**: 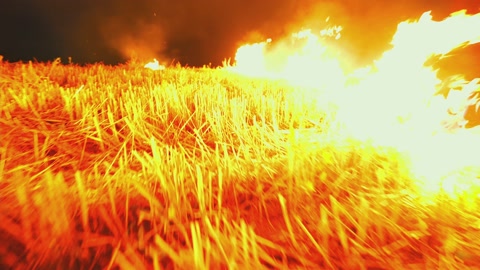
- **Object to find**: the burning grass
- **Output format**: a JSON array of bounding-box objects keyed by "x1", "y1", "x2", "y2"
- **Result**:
[{"x1": 1, "y1": 57, "x2": 479, "y2": 270}]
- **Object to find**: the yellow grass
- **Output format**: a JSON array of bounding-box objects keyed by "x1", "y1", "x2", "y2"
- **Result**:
[{"x1": 0, "y1": 58, "x2": 479, "y2": 269}]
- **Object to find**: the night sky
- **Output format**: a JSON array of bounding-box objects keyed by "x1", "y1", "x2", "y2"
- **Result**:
[{"x1": 0, "y1": 0, "x2": 479, "y2": 68}]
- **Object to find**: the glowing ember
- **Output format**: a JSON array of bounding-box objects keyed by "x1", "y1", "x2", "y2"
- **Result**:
[
  {"x1": 226, "y1": 10, "x2": 480, "y2": 200},
  {"x1": 144, "y1": 58, "x2": 165, "y2": 71}
]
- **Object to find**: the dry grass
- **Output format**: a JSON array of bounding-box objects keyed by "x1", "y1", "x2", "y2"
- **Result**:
[{"x1": 0, "y1": 58, "x2": 479, "y2": 269}]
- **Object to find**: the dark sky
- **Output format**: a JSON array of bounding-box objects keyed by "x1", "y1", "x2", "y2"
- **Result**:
[{"x1": 0, "y1": 0, "x2": 479, "y2": 67}]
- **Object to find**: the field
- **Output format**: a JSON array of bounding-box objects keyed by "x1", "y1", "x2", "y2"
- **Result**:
[{"x1": 1, "y1": 57, "x2": 480, "y2": 269}]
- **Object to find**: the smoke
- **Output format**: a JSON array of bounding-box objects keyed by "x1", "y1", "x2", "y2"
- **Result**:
[
  {"x1": 80, "y1": 0, "x2": 303, "y2": 65},
  {"x1": 99, "y1": 17, "x2": 166, "y2": 62},
  {"x1": 0, "y1": 0, "x2": 478, "y2": 66}
]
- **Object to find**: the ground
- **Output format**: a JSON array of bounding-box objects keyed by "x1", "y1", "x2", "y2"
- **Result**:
[{"x1": 0, "y1": 59, "x2": 479, "y2": 269}]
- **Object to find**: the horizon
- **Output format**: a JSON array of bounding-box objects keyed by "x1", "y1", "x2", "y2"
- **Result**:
[{"x1": 1, "y1": 1, "x2": 479, "y2": 67}]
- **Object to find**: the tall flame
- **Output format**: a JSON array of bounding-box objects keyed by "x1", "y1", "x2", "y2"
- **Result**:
[{"x1": 226, "y1": 10, "x2": 480, "y2": 201}]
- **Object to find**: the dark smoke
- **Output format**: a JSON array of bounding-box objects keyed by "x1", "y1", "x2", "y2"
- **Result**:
[{"x1": 0, "y1": 0, "x2": 478, "y2": 67}]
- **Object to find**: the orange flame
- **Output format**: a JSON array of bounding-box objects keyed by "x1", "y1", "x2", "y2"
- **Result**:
[
  {"x1": 227, "y1": 26, "x2": 344, "y2": 90},
  {"x1": 227, "y1": 10, "x2": 480, "y2": 201}
]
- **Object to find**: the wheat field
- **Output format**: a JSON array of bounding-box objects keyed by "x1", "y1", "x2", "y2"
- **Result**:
[{"x1": 0, "y1": 58, "x2": 479, "y2": 269}]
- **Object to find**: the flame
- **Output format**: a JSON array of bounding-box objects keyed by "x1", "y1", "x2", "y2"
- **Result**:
[
  {"x1": 228, "y1": 26, "x2": 345, "y2": 90},
  {"x1": 227, "y1": 10, "x2": 480, "y2": 201},
  {"x1": 144, "y1": 58, "x2": 166, "y2": 71}
]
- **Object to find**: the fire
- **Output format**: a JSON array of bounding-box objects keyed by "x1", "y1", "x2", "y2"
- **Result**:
[
  {"x1": 227, "y1": 10, "x2": 480, "y2": 201},
  {"x1": 227, "y1": 25, "x2": 344, "y2": 90},
  {"x1": 144, "y1": 58, "x2": 165, "y2": 71}
]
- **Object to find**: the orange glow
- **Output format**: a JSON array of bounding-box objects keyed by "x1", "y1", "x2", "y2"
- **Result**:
[{"x1": 226, "y1": 10, "x2": 480, "y2": 201}]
